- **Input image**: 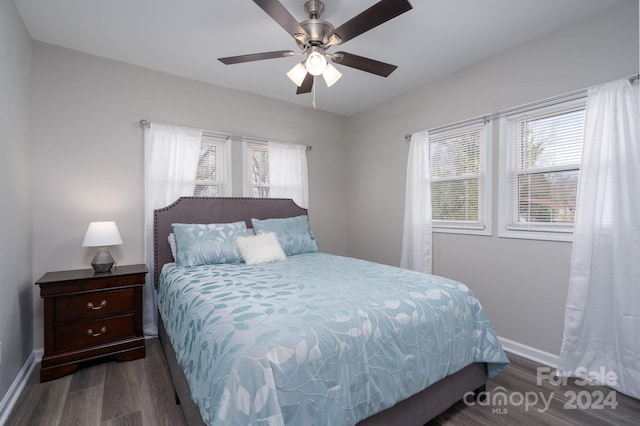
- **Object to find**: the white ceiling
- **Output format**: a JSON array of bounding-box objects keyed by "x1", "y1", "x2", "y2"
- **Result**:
[{"x1": 14, "y1": 0, "x2": 625, "y2": 116}]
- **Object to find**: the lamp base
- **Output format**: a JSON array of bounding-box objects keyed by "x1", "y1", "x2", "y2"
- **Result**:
[{"x1": 91, "y1": 247, "x2": 115, "y2": 273}]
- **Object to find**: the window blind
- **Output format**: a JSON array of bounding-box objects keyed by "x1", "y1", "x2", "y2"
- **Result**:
[
  {"x1": 429, "y1": 123, "x2": 488, "y2": 230},
  {"x1": 195, "y1": 134, "x2": 230, "y2": 197},
  {"x1": 504, "y1": 102, "x2": 585, "y2": 231}
]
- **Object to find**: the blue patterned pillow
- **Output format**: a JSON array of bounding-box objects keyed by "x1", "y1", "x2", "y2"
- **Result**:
[
  {"x1": 251, "y1": 215, "x2": 318, "y2": 256},
  {"x1": 172, "y1": 222, "x2": 248, "y2": 267}
]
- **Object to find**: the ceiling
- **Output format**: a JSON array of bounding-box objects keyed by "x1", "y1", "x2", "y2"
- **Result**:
[{"x1": 14, "y1": 0, "x2": 625, "y2": 116}]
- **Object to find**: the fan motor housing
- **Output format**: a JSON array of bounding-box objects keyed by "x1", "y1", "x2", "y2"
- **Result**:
[
  {"x1": 300, "y1": 19, "x2": 334, "y2": 46},
  {"x1": 300, "y1": 0, "x2": 334, "y2": 46}
]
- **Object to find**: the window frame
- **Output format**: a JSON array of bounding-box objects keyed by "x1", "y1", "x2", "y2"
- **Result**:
[
  {"x1": 194, "y1": 133, "x2": 232, "y2": 197},
  {"x1": 242, "y1": 139, "x2": 270, "y2": 198},
  {"x1": 498, "y1": 98, "x2": 586, "y2": 242},
  {"x1": 429, "y1": 121, "x2": 492, "y2": 236}
]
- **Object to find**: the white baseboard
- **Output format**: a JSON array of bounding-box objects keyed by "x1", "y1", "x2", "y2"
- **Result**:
[
  {"x1": 0, "y1": 349, "x2": 42, "y2": 425},
  {"x1": 499, "y1": 336, "x2": 559, "y2": 368}
]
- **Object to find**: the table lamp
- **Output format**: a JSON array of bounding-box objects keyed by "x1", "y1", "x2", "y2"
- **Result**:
[{"x1": 82, "y1": 221, "x2": 123, "y2": 272}]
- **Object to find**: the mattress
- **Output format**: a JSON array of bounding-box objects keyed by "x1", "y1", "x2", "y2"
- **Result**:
[{"x1": 157, "y1": 252, "x2": 508, "y2": 425}]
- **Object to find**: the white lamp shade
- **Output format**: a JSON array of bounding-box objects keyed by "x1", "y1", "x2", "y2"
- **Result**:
[
  {"x1": 286, "y1": 62, "x2": 307, "y2": 87},
  {"x1": 305, "y1": 50, "x2": 327, "y2": 76},
  {"x1": 322, "y1": 63, "x2": 342, "y2": 87},
  {"x1": 82, "y1": 221, "x2": 123, "y2": 247}
]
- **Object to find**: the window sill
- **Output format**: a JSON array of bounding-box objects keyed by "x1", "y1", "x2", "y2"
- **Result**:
[
  {"x1": 498, "y1": 228, "x2": 573, "y2": 242},
  {"x1": 433, "y1": 226, "x2": 492, "y2": 237}
]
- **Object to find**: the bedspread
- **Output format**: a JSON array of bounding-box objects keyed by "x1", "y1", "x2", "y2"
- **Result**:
[{"x1": 157, "y1": 252, "x2": 508, "y2": 425}]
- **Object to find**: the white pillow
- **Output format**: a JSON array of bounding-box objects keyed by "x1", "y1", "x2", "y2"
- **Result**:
[{"x1": 235, "y1": 233, "x2": 286, "y2": 265}]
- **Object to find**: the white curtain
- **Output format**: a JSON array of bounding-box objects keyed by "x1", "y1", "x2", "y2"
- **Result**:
[
  {"x1": 268, "y1": 141, "x2": 309, "y2": 209},
  {"x1": 557, "y1": 78, "x2": 640, "y2": 399},
  {"x1": 143, "y1": 122, "x2": 202, "y2": 335},
  {"x1": 400, "y1": 130, "x2": 432, "y2": 274}
]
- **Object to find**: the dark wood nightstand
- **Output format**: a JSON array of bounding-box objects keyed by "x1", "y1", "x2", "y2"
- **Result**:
[{"x1": 35, "y1": 264, "x2": 147, "y2": 382}]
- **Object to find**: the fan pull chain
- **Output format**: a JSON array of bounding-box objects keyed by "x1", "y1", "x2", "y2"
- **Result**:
[{"x1": 312, "y1": 76, "x2": 317, "y2": 109}]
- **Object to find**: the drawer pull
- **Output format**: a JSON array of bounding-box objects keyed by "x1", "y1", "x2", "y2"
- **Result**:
[
  {"x1": 87, "y1": 300, "x2": 107, "y2": 310},
  {"x1": 87, "y1": 326, "x2": 107, "y2": 337}
]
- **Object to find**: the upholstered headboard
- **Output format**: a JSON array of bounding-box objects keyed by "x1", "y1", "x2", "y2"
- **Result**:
[{"x1": 153, "y1": 197, "x2": 308, "y2": 286}]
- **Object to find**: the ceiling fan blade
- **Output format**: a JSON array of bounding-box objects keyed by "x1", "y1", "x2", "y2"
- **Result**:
[
  {"x1": 333, "y1": 51, "x2": 397, "y2": 77},
  {"x1": 296, "y1": 73, "x2": 313, "y2": 94},
  {"x1": 253, "y1": 0, "x2": 309, "y2": 39},
  {"x1": 328, "y1": 0, "x2": 412, "y2": 45},
  {"x1": 218, "y1": 50, "x2": 296, "y2": 65}
]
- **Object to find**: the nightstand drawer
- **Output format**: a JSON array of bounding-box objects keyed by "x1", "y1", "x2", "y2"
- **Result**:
[
  {"x1": 54, "y1": 289, "x2": 135, "y2": 323},
  {"x1": 54, "y1": 314, "x2": 135, "y2": 353}
]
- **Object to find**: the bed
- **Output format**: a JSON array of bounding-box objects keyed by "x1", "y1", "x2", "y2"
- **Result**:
[{"x1": 153, "y1": 197, "x2": 508, "y2": 425}]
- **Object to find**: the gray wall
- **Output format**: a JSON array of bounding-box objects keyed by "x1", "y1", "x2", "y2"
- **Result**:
[
  {"x1": 346, "y1": 0, "x2": 639, "y2": 355},
  {"x1": 29, "y1": 43, "x2": 349, "y2": 349},
  {"x1": 1, "y1": 1, "x2": 637, "y2": 407},
  {"x1": 0, "y1": 0, "x2": 33, "y2": 402}
]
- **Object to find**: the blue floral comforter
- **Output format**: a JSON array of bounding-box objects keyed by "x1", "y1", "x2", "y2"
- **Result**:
[{"x1": 157, "y1": 252, "x2": 508, "y2": 425}]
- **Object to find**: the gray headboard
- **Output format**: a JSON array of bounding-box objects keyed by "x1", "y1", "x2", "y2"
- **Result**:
[{"x1": 153, "y1": 197, "x2": 308, "y2": 286}]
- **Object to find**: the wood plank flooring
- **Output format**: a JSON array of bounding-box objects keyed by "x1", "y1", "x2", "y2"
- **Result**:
[
  {"x1": 429, "y1": 353, "x2": 640, "y2": 425},
  {"x1": 6, "y1": 338, "x2": 185, "y2": 426},
  {"x1": 6, "y1": 339, "x2": 640, "y2": 425}
]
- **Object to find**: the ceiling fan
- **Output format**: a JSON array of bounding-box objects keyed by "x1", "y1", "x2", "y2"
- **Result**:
[{"x1": 218, "y1": 0, "x2": 413, "y2": 95}]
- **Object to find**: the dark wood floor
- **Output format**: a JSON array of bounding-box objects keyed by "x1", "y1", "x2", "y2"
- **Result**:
[
  {"x1": 6, "y1": 338, "x2": 185, "y2": 426},
  {"x1": 6, "y1": 339, "x2": 640, "y2": 425},
  {"x1": 429, "y1": 353, "x2": 640, "y2": 426}
]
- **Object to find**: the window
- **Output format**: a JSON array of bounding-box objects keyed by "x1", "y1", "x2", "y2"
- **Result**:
[
  {"x1": 194, "y1": 134, "x2": 231, "y2": 196},
  {"x1": 499, "y1": 98, "x2": 585, "y2": 241},
  {"x1": 429, "y1": 122, "x2": 491, "y2": 235},
  {"x1": 243, "y1": 139, "x2": 310, "y2": 207},
  {"x1": 244, "y1": 140, "x2": 270, "y2": 197}
]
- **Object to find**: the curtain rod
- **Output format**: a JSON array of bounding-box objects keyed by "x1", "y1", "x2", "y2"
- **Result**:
[
  {"x1": 139, "y1": 120, "x2": 312, "y2": 151},
  {"x1": 404, "y1": 73, "x2": 639, "y2": 141},
  {"x1": 404, "y1": 115, "x2": 490, "y2": 140}
]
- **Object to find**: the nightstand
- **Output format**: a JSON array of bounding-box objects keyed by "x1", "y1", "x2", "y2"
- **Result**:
[{"x1": 35, "y1": 264, "x2": 147, "y2": 382}]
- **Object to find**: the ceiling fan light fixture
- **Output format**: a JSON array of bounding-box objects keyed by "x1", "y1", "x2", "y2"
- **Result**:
[
  {"x1": 322, "y1": 63, "x2": 342, "y2": 87},
  {"x1": 305, "y1": 47, "x2": 327, "y2": 76},
  {"x1": 286, "y1": 62, "x2": 307, "y2": 87}
]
